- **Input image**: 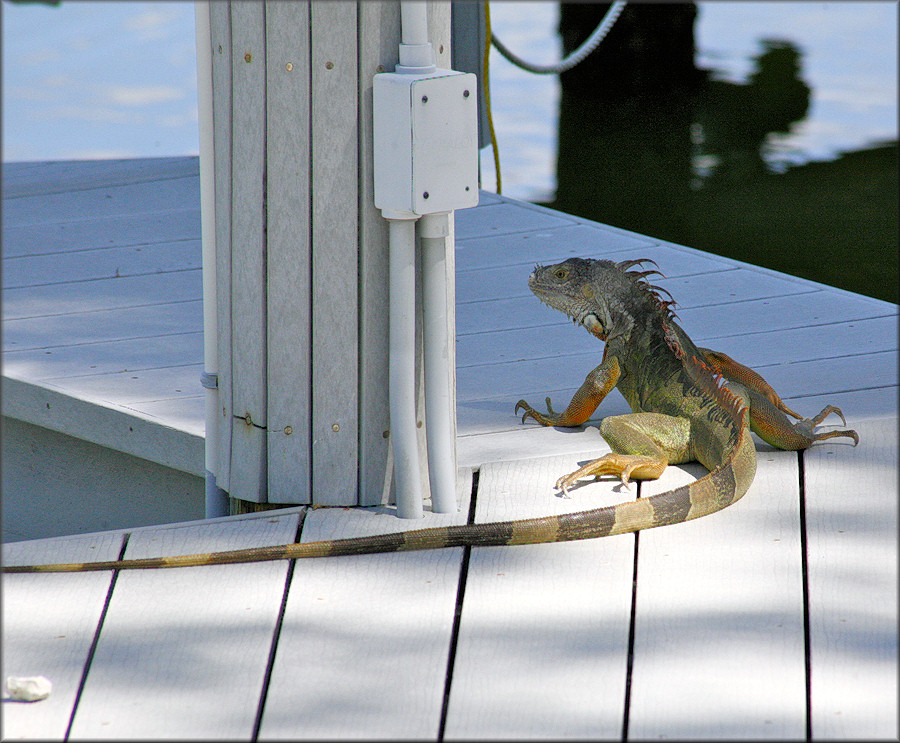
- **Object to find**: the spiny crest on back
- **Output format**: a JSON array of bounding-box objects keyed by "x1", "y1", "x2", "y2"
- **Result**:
[
  {"x1": 685, "y1": 352, "x2": 749, "y2": 432},
  {"x1": 614, "y1": 258, "x2": 678, "y2": 324},
  {"x1": 613, "y1": 258, "x2": 683, "y2": 357}
]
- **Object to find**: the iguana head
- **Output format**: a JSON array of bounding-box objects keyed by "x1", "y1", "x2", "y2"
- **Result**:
[{"x1": 528, "y1": 257, "x2": 675, "y2": 343}]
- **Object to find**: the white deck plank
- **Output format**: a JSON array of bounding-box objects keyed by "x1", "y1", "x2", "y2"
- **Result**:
[
  {"x1": 444, "y1": 453, "x2": 636, "y2": 739},
  {"x1": 0, "y1": 157, "x2": 199, "y2": 199},
  {"x1": 39, "y1": 362, "x2": 202, "y2": 407},
  {"x1": 66, "y1": 512, "x2": 301, "y2": 739},
  {"x1": 453, "y1": 201, "x2": 577, "y2": 241},
  {"x1": 258, "y1": 470, "x2": 473, "y2": 739},
  {"x1": 1, "y1": 533, "x2": 126, "y2": 740},
  {"x1": 2, "y1": 239, "x2": 200, "y2": 289},
  {"x1": 457, "y1": 261, "x2": 813, "y2": 310},
  {"x1": 804, "y1": 416, "x2": 898, "y2": 739},
  {"x1": 456, "y1": 286, "x2": 887, "y2": 340},
  {"x1": 2, "y1": 270, "x2": 200, "y2": 321},
  {"x1": 2, "y1": 172, "x2": 201, "y2": 228},
  {"x1": 457, "y1": 298, "x2": 895, "y2": 373},
  {"x1": 2, "y1": 207, "x2": 200, "y2": 258},
  {"x1": 628, "y1": 455, "x2": 807, "y2": 739},
  {"x1": 2, "y1": 301, "x2": 203, "y2": 353},
  {"x1": 2, "y1": 331, "x2": 203, "y2": 381}
]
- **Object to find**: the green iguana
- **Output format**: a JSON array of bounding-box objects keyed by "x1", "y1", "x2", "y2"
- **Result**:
[{"x1": 3, "y1": 257, "x2": 858, "y2": 574}]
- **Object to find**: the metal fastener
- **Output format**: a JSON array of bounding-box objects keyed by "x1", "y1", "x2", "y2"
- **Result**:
[
  {"x1": 421, "y1": 95, "x2": 428, "y2": 103},
  {"x1": 285, "y1": 62, "x2": 293, "y2": 71},
  {"x1": 332, "y1": 423, "x2": 340, "y2": 432},
  {"x1": 284, "y1": 425, "x2": 293, "y2": 435},
  {"x1": 463, "y1": 89, "x2": 470, "y2": 98},
  {"x1": 325, "y1": 61, "x2": 334, "y2": 70},
  {"x1": 244, "y1": 52, "x2": 252, "y2": 63},
  {"x1": 423, "y1": 191, "x2": 429, "y2": 199}
]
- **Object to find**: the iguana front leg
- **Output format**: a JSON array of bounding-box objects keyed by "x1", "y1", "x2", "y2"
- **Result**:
[
  {"x1": 555, "y1": 412, "x2": 692, "y2": 493},
  {"x1": 516, "y1": 356, "x2": 621, "y2": 427},
  {"x1": 699, "y1": 347, "x2": 859, "y2": 449}
]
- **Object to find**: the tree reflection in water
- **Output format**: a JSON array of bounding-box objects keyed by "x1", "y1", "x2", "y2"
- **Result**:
[{"x1": 548, "y1": 3, "x2": 897, "y2": 303}]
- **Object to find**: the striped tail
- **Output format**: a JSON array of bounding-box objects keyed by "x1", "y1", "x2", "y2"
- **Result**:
[{"x1": 3, "y1": 413, "x2": 756, "y2": 574}]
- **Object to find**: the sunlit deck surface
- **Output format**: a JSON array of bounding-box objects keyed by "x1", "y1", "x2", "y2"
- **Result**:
[{"x1": 2, "y1": 157, "x2": 897, "y2": 739}]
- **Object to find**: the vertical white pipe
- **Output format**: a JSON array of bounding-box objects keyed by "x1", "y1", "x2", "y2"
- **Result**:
[
  {"x1": 388, "y1": 217, "x2": 424, "y2": 519},
  {"x1": 400, "y1": 1, "x2": 428, "y2": 45},
  {"x1": 195, "y1": 0, "x2": 227, "y2": 518},
  {"x1": 398, "y1": 1, "x2": 435, "y2": 72},
  {"x1": 419, "y1": 213, "x2": 457, "y2": 513}
]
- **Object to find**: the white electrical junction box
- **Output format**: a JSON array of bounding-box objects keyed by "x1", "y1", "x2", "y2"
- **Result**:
[{"x1": 373, "y1": 70, "x2": 479, "y2": 216}]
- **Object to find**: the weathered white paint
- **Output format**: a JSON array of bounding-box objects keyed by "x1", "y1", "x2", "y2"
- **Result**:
[
  {"x1": 628, "y1": 456, "x2": 807, "y2": 739},
  {"x1": 805, "y1": 416, "x2": 898, "y2": 739},
  {"x1": 443, "y1": 453, "x2": 635, "y2": 739},
  {"x1": 258, "y1": 469, "x2": 472, "y2": 739},
  {"x1": 264, "y1": 0, "x2": 313, "y2": 504},
  {"x1": 66, "y1": 513, "x2": 301, "y2": 739},
  {"x1": 2, "y1": 533, "x2": 125, "y2": 739}
]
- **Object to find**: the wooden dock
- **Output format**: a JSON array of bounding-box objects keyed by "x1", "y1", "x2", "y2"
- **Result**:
[{"x1": 2, "y1": 157, "x2": 897, "y2": 739}]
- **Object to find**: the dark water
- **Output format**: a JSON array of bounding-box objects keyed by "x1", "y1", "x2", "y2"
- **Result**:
[{"x1": 545, "y1": 3, "x2": 898, "y2": 303}]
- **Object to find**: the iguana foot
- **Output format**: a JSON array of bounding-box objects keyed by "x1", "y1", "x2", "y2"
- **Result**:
[
  {"x1": 555, "y1": 453, "x2": 666, "y2": 494},
  {"x1": 515, "y1": 397, "x2": 559, "y2": 426},
  {"x1": 793, "y1": 406, "x2": 859, "y2": 446}
]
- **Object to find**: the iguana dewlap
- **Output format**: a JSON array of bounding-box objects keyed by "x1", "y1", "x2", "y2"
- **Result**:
[{"x1": 2, "y1": 258, "x2": 858, "y2": 574}]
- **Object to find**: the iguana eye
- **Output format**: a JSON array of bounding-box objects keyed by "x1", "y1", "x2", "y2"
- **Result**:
[{"x1": 553, "y1": 267, "x2": 568, "y2": 279}]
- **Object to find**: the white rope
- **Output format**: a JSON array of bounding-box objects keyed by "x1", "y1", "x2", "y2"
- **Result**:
[{"x1": 490, "y1": 1, "x2": 626, "y2": 75}]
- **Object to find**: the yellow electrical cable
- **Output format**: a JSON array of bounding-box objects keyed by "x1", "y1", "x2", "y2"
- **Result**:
[{"x1": 483, "y1": 0, "x2": 501, "y2": 194}]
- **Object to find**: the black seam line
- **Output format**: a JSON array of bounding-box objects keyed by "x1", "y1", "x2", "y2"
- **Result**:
[
  {"x1": 3, "y1": 330, "x2": 203, "y2": 354},
  {"x1": 4, "y1": 297, "x2": 203, "y2": 322},
  {"x1": 252, "y1": 510, "x2": 305, "y2": 741},
  {"x1": 64, "y1": 533, "x2": 131, "y2": 739},
  {"x1": 797, "y1": 451, "x2": 813, "y2": 741},
  {"x1": 438, "y1": 469, "x2": 479, "y2": 740},
  {"x1": 43, "y1": 361, "x2": 202, "y2": 382},
  {"x1": 233, "y1": 415, "x2": 268, "y2": 431},
  {"x1": 621, "y1": 481, "x2": 641, "y2": 742},
  {"x1": 4, "y1": 267, "x2": 201, "y2": 291},
  {"x1": 2, "y1": 237, "x2": 199, "y2": 262}
]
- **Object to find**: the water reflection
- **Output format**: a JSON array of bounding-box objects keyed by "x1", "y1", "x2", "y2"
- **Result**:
[
  {"x1": 547, "y1": 3, "x2": 897, "y2": 303},
  {"x1": 697, "y1": 39, "x2": 810, "y2": 184}
]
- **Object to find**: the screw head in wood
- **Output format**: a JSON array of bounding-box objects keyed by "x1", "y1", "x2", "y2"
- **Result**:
[
  {"x1": 284, "y1": 425, "x2": 293, "y2": 435},
  {"x1": 244, "y1": 52, "x2": 252, "y2": 63},
  {"x1": 332, "y1": 423, "x2": 340, "y2": 432}
]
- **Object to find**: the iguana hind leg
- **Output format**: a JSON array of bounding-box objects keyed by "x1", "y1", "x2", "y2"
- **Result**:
[
  {"x1": 699, "y1": 348, "x2": 802, "y2": 419},
  {"x1": 556, "y1": 412, "x2": 692, "y2": 493},
  {"x1": 749, "y1": 393, "x2": 859, "y2": 450},
  {"x1": 699, "y1": 348, "x2": 859, "y2": 449}
]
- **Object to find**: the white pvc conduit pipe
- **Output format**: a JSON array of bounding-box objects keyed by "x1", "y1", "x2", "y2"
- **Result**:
[
  {"x1": 194, "y1": 0, "x2": 228, "y2": 518},
  {"x1": 382, "y1": 1, "x2": 464, "y2": 517},
  {"x1": 388, "y1": 217, "x2": 424, "y2": 519},
  {"x1": 419, "y1": 213, "x2": 457, "y2": 514}
]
